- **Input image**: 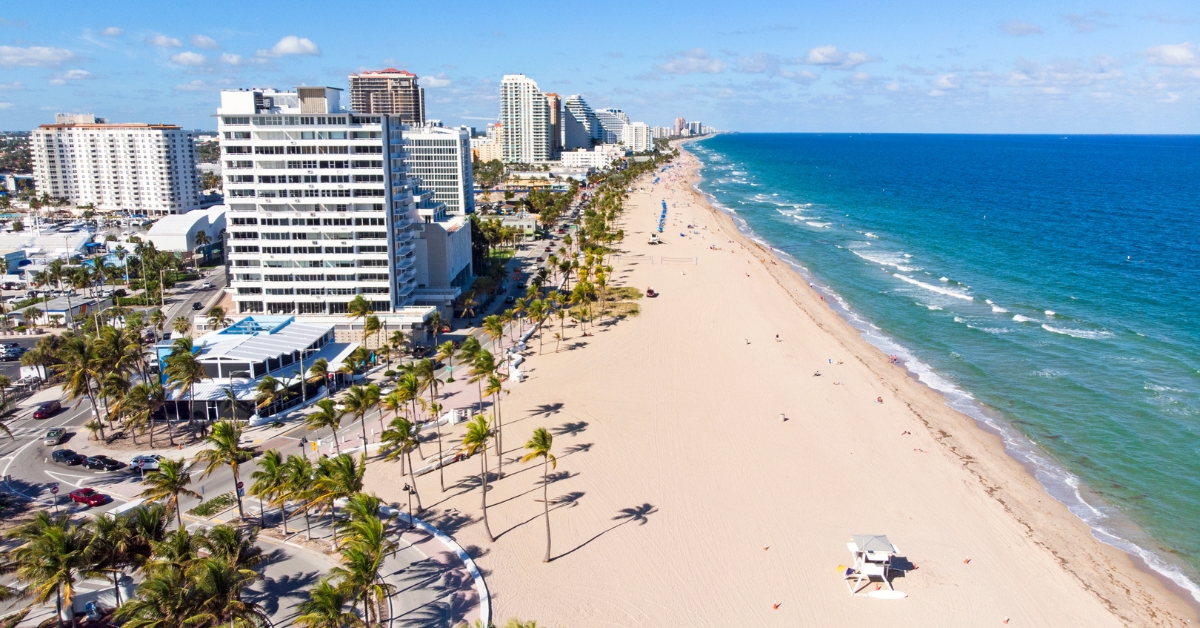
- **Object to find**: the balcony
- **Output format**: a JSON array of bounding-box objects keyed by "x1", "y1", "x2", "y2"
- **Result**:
[
  {"x1": 393, "y1": 229, "x2": 413, "y2": 245},
  {"x1": 394, "y1": 242, "x2": 415, "y2": 258},
  {"x1": 395, "y1": 278, "x2": 417, "y2": 298}
]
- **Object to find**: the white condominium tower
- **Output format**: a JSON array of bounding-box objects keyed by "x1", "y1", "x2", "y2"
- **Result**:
[
  {"x1": 31, "y1": 113, "x2": 201, "y2": 215},
  {"x1": 594, "y1": 108, "x2": 630, "y2": 145},
  {"x1": 623, "y1": 122, "x2": 653, "y2": 152},
  {"x1": 562, "y1": 95, "x2": 601, "y2": 149},
  {"x1": 499, "y1": 74, "x2": 552, "y2": 164},
  {"x1": 217, "y1": 87, "x2": 421, "y2": 316},
  {"x1": 404, "y1": 124, "x2": 474, "y2": 215}
]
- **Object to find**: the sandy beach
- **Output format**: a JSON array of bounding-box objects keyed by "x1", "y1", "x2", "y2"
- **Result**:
[{"x1": 365, "y1": 140, "x2": 1197, "y2": 627}]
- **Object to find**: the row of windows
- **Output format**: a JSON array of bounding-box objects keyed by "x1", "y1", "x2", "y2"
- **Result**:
[
  {"x1": 249, "y1": 145, "x2": 351, "y2": 155},
  {"x1": 231, "y1": 231, "x2": 389, "y2": 240},
  {"x1": 233, "y1": 217, "x2": 386, "y2": 226},
  {"x1": 230, "y1": 189, "x2": 383, "y2": 199},
  {"x1": 234, "y1": 273, "x2": 389, "y2": 282}
]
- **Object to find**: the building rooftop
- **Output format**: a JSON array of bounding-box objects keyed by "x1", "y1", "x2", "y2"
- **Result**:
[{"x1": 195, "y1": 316, "x2": 329, "y2": 363}]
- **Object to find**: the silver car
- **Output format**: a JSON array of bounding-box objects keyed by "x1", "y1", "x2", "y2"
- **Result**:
[{"x1": 43, "y1": 428, "x2": 65, "y2": 445}]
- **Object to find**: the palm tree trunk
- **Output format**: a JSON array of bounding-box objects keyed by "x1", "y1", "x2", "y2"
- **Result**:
[
  {"x1": 303, "y1": 504, "x2": 312, "y2": 541},
  {"x1": 494, "y1": 393, "x2": 504, "y2": 477},
  {"x1": 435, "y1": 420, "x2": 445, "y2": 492},
  {"x1": 333, "y1": 432, "x2": 342, "y2": 455},
  {"x1": 480, "y1": 449, "x2": 493, "y2": 541},
  {"x1": 281, "y1": 501, "x2": 289, "y2": 535},
  {"x1": 174, "y1": 497, "x2": 183, "y2": 529},
  {"x1": 406, "y1": 449, "x2": 423, "y2": 511},
  {"x1": 232, "y1": 466, "x2": 244, "y2": 520},
  {"x1": 543, "y1": 458, "x2": 551, "y2": 562},
  {"x1": 358, "y1": 414, "x2": 368, "y2": 462}
]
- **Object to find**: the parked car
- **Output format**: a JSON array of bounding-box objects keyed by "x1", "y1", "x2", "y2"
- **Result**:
[
  {"x1": 504, "y1": 296, "x2": 516, "y2": 304},
  {"x1": 68, "y1": 488, "x2": 108, "y2": 507},
  {"x1": 43, "y1": 428, "x2": 65, "y2": 445},
  {"x1": 83, "y1": 455, "x2": 125, "y2": 472},
  {"x1": 128, "y1": 454, "x2": 164, "y2": 471},
  {"x1": 52, "y1": 449, "x2": 82, "y2": 465},
  {"x1": 192, "y1": 301, "x2": 203, "y2": 310},
  {"x1": 1, "y1": 342, "x2": 19, "y2": 349},
  {"x1": 33, "y1": 400, "x2": 62, "y2": 419}
]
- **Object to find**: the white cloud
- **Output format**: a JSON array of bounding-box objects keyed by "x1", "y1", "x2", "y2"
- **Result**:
[
  {"x1": 734, "y1": 52, "x2": 780, "y2": 74},
  {"x1": 934, "y1": 74, "x2": 961, "y2": 90},
  {"x1": 1144, "y1": 43, "x2": 1198, "y2": 66},
  {"x1": 99, "y1": 26, "x2": 122, "y2": 37},
  {"x1": 0, "y1": 103, "x2": 12, "y2": 110},
  {"x1": 174, "y1": 78, "x2": 233, "y2": 92},
  {"x1": 219, "y1": 53, "x2": 242, "y2": 65},
  {"x1": 190, "y1": 35, "x2": 220, "y2": 49},
  {"x1": 655, "y1": 48, "x2": 727, "y2": 74},
  {"x1": 1000, "y1": 20, "x2": 1043, "y2": 36},
  {"x1": 171, "y1": 51, "x2": 207, "y2": 66},
  {"x1": 0, "y1": 45, "x2": 75, "y2": 68},
  {"x1": 257, "y1": 35, "x2": 321, "y2": 58},
  {"x1": 145, "y1": 34, "x2": 182, "y2": 48},
  {"x1": 424, "y1": 74, "x2": 452, "y2": 88},
  {"x1": 0, "y1": 81, "x2": 24, "y2": 90},
  {"x1": 780, "y1": 68, "x2": 818, "y2": 83},
  {"x1": 1061, "y1": 11, "x2": 1113, "y2": 33},
  {"x1": 803, "y1": 45, "x2": 878, "y2": 69},
  {"x1": 48, "y1": 69, "x2": 92, "y2": 86}
]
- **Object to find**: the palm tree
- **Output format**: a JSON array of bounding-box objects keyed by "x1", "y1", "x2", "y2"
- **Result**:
[
  {"x1": 171, "y1": 316, "x2": 191, "y2": 337},
  {"x1": 53, "y1": 336, "x2": 105, "y2": 440},
  {"x1": 7, "y1": 514, "x2": 97, "y2": 628},
  {"x1": 206, "y1": 305, "x2": 230, "y2": 330},
  {"x1": 427, "y1": 310, "x2": 443, "y2": 347},
  {"x1": 308, "y1": 357, "x2": 330, "y2": 392},
  {"x1": 138, "y1": 458, "x2": 200, "y2": 529},
  {"x1": 194, "y1": 230, "x2": 212, "y2": 264},
  {"x1": 462, "y1": 415, "x2": 495, "y2": 542},
  {"x1": 345, "y1": 295, "x2": 371, "y2": 330},
  {"x1": 381, "y1": 415, "x2": 423, "y2": 511},
  {"x1": 341, "y1": 384, "x2": 377, "y2": 458},
  {"x1": 362, "y1": 314, "x2": 381, "y2": 354},
  {"x1": 306, "y1": 398, "x2": 345, "y2": 455},
  {"x1": 521, "y1": 428, "x2": 557, "y2": 562},
  {"x1": 469, "y1": 349, "x2": 496, "y2": 428},
  {"x1": 312, "y1": 454, "x2": 365, "y2": 549},
  {"x1": 164, "y1": 337, "x2": 204, "y2": 434},
  {"x1": 330, "y1": 493, "x2": 396, "y2": 622},
  {"x1": 485, "y1": 373, "x2": 508, "y2": 473},
  {"x1": 294, "y1": 579, "x2": 362, "y2": 628},
  {"x1": 482, "y1": 314, "x2": 505, "y2": 355},
  {"x1": 435, "y1": 340, "x2": 456, "y2": 382},
  {"x1": 254, "y1": 375, "x2": 282, "y2": 417},
  {"x1": 249, "y1": 450, "x2": 288, "y2": 531},
  {"x1": 149, "y1": 309, "x2": 165, "y2": 343},
  {"x1": 283, "y1": 454, "x2": 318, "y2": 541},
  {"x1": 194, "y1": 420, "x2": 253, "y2": 520}
]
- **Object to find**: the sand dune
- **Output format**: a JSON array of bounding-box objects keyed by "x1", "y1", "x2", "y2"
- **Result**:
[{"x1": 364, "y1": 142, "x2": 1195, "y2": 627}]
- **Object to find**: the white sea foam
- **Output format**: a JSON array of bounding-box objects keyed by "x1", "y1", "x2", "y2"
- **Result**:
[
  {"x1": 864, "y1": 232, "x2": 879, "y2": 239},
  {"x1": 1013, "y1": 315, "x2": 1036, "y2": 323},
  {"x1": 939, "y1": 277, "x2": 949, "y2": 282},
  {"x1": 1042, "y1": 324, "x2": 1114, "y2": 340},
  {"x1": 806, "y1": 221, "x2": 831, "y2": 228},
  {"x1": 1045, "y1": 310, "x2": 1056, "y2": 316},
  {"x1": 926, "y1": 305, "x2": 943, "y2": 310},
  {"x1": 893, "y1": 274, "x2": 974, "y2": 301},
  {"x1": 953, "y1": 316, "x2": 965, "y2": 323},
  {"x1": 992, "y1": 305, "x2": 1009, "y2": 313},
  {"x1": 851, "y1": 249, "x2": 921, "y2": 272}
]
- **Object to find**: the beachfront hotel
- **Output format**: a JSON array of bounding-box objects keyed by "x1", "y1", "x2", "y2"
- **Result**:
[
  {"x1": 500, "y1": 74, "x2": 553, "y2": 164},
  {"x1": 594, "y1": 108, "x2": 630, "y2": 145},
  {"x1": 217, "y1": 86, "x2": 423, "y2": 316},
  {"x1": 30, "y1": 113, "x2": 202, "y2": 215},
  {"x1": 348, "y1": 68, "x2": 426, "y2": 125},
  {"x1": 563, "y1": 95, "x2": 602, "y2": 150}
]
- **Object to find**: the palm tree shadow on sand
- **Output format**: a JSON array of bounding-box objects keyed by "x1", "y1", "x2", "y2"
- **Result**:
[{"x1": 552, "y1": 502, "x2": 658, "y2": 561}]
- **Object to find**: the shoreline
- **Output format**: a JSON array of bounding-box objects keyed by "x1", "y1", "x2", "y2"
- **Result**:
[{"x1": 675, "y1": 136, "x2": 1200, "y2": 621}]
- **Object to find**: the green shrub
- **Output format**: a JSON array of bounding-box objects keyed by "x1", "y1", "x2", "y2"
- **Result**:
[{"x1": 187, "y1": 492, "x2": 236, "y2": 517}]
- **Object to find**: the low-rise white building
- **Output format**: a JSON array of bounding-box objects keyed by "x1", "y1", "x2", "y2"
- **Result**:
[
  {"x1": 413, "y1": 203, "x2": 473, "y2": 315},
  {"x1": 144, "y1": 205, "x2": 226, "y2": 259},
  {"x1": 623, "y1": 122, "x2": 653, "y2": 152},
  {"x1": 561, "y1": 146, "x2": 623, "y2": 170},
  {"x1": 405, "y1": 124, "x2": 474, "y2": 215}
]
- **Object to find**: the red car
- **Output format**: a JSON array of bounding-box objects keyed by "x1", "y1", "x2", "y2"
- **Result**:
[
  {"x1": 68, "y1": 488, "x2": 107, "y2": 507},
  {"x1": 33, "y1": 401, "x2": 62, "y2": 420}
]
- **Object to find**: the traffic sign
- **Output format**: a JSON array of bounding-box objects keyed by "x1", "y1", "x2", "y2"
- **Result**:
[
  {"x1": 50, "y1": 483, "x2": 59, "y2": 494},
  {"x1": 138, "y1": 459, "x2": 146, "y2": 468},
  {"x1": 236, "y1": 481, "x2": 244, "y2": 489}
]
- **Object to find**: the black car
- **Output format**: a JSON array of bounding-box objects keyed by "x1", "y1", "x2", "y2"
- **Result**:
[
  {"x1": 83, "y1": 455, "x2": 126, "y2": 471},
  {"x1": 52, "y1": 449, "x2": 82, "y2": 465},
  {"x1": 1, "y1": 342, "x2": 19, "y2": 349},
  {"x1": 192, "y1": 302, "x2": 203, "y2": 310}
]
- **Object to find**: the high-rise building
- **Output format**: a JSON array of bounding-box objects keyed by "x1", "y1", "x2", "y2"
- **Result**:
[
  {"x1": 404, "y1": 123, "x2": 474, "y2": 215},
  {"x1": 500, "y1": 75, "x2": 552, "y2": 164},
  {"x1": 688, "y1": 121, "x2": 703, "y2": 135},
  {"x1": 594, "y1": 108, "x2": 630, "y2": 145},
  {"x1": 31, "y1": 113, "x2": 201, "y2": 215},
  {"x1": 217, "y1": 87, "x2": 422, "y2": 315},
  {"x1": 674, "y1": 117, "x2": 687, "y2": 136},
  {"x1": 623, "y1": 122, "x2": 653, "y2": 152},
  {"x1": 349, "y1": 69, "x2": 425, "y2": 124},
  {"x1": 544, "y1": 92, "x2": 562, "y2": 159},
  {"x1": 562, "y1": 95, "x2": 601, "y2": 149}
]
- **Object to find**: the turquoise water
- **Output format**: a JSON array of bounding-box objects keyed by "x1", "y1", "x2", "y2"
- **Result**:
[{"x1": 688, "y1": 134, "x2": 1200, "y2": 600}]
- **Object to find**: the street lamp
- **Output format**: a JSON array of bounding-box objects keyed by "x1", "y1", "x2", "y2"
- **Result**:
[
  {"x1": 402, "y1": 484, "x2": 414, "y2": 529},
  {"x1": 299, "y1": 436, "x2": 309, "y2": 461},
  {"x1": 227, "y1": 370, "x2": 250, "y2": 423}
]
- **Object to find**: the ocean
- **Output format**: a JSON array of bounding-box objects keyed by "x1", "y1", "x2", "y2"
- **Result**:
[{"x1": 687, "y1": 133, "x2": 1200, "y2": 600}]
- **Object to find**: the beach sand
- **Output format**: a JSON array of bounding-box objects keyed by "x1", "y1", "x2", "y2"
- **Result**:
[{"x1": 364, "y1": 141, "x2": 1196, "y2": 627}]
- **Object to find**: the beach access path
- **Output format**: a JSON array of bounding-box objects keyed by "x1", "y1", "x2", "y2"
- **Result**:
[{"x1": 363, "y1": 143, "x2": 1196, "y2": 627}]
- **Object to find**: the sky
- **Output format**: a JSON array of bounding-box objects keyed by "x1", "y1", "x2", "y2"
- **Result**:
[{"x1": 0, "y1": 0, "x2": 1198, "y2": 133}]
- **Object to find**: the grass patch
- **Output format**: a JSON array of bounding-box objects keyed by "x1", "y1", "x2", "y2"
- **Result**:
[
  {"x1": 187, "y1": 492, "x2": 235, "y2": 517},
  {"x1": 606, "y1": 286, "x2": 643, "y2": 301}
]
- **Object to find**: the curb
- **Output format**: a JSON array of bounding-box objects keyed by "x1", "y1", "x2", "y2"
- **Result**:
[{"x1": 381, "y1": 506, "x2": 490, "y2": 627}]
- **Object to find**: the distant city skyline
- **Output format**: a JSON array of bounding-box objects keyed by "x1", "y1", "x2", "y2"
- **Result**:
[{"x1": 0, "y1": 0, "x2": 1198, "y2": 133}]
